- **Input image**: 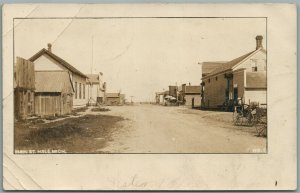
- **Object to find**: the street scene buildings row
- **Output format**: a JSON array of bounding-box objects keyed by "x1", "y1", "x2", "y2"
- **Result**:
[
  {"x1": 14, "y1": 43, "x2": 125, "y2": 119},
  {"x1": 14, "y1": 35, "x2": 266, "y2": 119},
  {"x1": 156, "y1": 35, "x2": 267, "y2": 110}
]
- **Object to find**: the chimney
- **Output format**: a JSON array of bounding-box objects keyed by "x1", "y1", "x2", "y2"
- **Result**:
[
  {"x1": 255, "y1": 35, "x2": 263, "y2": 50},
  {"x1": 47, "y1": 43, "x2": 52, "y2": 52}
]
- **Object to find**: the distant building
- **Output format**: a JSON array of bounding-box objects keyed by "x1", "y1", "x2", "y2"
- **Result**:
[
  {"x1": 34, "y1": 71, "x2": 74, "y2": 116},
  {"x1": 155, "y1": 91, "x2": 168, "y2": 105},
  {"x1": 201, "y1": 35, "x2": 267, "y2": 109},
  {"x1": 168, "y1": 86, "x2": 178, "y2": 98},
  {"x1": 29, "y1": 43, "x2": 88, "y2": 108},
  {"x1": 86, "y1": 72, "x2": 106, "y2": 106},
  {"x1": 120, "y1": 94, "x2": 126, "y2": 105},
  {"x1": 178, "y1": 83, "x2": 201, "y2": 107},
  {"x1": 106, "y1": 93, "x2": 124, "y2": 106}
]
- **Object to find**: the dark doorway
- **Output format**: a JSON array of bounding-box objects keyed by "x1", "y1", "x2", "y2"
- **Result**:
[
  {"x1": 233, "y1": 87, "x2": 238, "y2": 101},
  {"x1": 97, "y1": 97, "x2": 103, "y2": 104}
]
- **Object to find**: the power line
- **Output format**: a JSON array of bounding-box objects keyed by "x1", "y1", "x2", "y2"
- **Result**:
[
  {"x1": 51, "y1": 5, "x2": 86, "y2": 46},
  {"x1": 4, "y1": 5, "x2": 40, "y2": 37}
]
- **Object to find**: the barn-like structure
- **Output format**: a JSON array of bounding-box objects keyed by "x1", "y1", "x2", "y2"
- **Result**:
[{"x1": 34, "y1": 71, "x2": 74, "y2": 116}]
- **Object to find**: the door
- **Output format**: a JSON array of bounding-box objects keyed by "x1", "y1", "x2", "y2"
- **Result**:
[{"x1": 233, "y1": 88, "x2": 238, "y2": 101}]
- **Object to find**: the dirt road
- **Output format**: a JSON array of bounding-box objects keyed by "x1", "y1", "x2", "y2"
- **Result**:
[{"x1": 100, "y1": 104, "x2": 267, "y2": 153}]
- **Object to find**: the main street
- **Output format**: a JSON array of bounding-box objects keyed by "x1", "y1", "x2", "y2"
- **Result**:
[{"x1": 99, "y1": 104, "x2": 266, "y2": 153}]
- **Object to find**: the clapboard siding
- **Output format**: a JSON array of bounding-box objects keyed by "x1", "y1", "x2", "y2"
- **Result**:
[
  {"x1": 14, "y1": 89, "x2": 35, "y2": 119},
  {"x1": 185, "y1": 95, "x2": 201, "y2": 107},
  {"x1": 233, "y1": 70, "x2": 245, "y2": 99},
  {"x1": 34, "y1": 93, "x2": 73, "y2": 116},
  {"x1": 203, "y1": 74, "x2": 228, "y2": 108},
  {"x1": 15, "y1": 57, "x2": 35, "y2": 90},
  {"x1": 244, "y1": 89, "x2": 267, "y2": 105}
]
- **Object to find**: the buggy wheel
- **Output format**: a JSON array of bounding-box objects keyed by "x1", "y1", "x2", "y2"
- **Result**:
[
  {"x1": 255, "y1": 123, "x2": 267, "y2": 137},
  {"x1": 246, "y1": 113, "x2": 253, "y2": 126},
  {"x1": 233, "y1": 112, "x2": 242, "y2": 126}
]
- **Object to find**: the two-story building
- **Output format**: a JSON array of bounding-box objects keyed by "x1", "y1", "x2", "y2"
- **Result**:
[
  {"x1": 29, "y1": 43, "x2": 88, "y2": 108},
  {"x1": 201, "y1": 35, "x2": 267, "y2": 109}
]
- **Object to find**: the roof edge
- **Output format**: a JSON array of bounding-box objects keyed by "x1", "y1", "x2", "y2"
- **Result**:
[
  {"x1": 231, "y1": 48, "x2": 264, "y2": 70},
  {"x1": 29, "y1": 48, "x2": 88, "y2": 78}
]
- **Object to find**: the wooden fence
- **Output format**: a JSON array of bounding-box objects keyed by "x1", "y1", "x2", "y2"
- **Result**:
[
  {"x1": 14, "y1": 57, "x2": 35, "y2": 119},
  {"x1": 15, "y1": 57, "x2": 35, "y2": 90}
]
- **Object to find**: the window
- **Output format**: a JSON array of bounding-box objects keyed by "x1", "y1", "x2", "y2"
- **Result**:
[
  {"x1": 208, "y1": 78, "x2": 210, "y2": 83},
  {"x1": 83, "y1": 84, "x2": 85, "y2": 99},
  {"x1": 75, "y1": 82, "x2": 77, "y2": 99},
  {"x1": 251, "y1": 59, "x2": 258, "y2": 72},
  {"x1": 215, "y1": 76, "x2": 218, "y2": 81},
  {"x1": 79, "y1": 83, "x2": 82, "y2": 99},
  {"x1": 252, "y1": 67, "x2": 258, "y2": 72},
  {"x1": 28, "y1": 92, "x2": 30, "y2": 101}
]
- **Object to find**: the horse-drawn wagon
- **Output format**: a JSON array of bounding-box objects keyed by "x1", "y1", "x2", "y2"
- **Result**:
[{"x1": 233, "y1": 98, "x2": 267, "y2": 137}]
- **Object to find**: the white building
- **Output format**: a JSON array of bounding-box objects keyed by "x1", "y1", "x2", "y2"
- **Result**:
[
  {"x1": 29, "y1": 43, "x2": 88, "y2": 108},
  {"x1": 86, "y1": 73, "x2": 106, "y2": 105}
]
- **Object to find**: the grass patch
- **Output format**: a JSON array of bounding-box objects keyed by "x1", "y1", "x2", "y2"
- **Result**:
[
  {"x1": 44, "y1": 114, "x2": 69, "y2": 120},
  {"x1": 27, "y1": 124, "x2": 83, "y2": 144},
  {"x1": 91, "y1": 107, "x2": 110, "y2": 112},
  {"x1": 70, "y1": 106, "x2": 88, "y2": 115},
  {"x1": 15, "y1": 114, "x2": 124, "y2": 153}
]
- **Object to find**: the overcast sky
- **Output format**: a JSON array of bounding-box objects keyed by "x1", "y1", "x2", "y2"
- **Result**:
[{"x1": 15, "y1": 17, "x2": 266, "y2": 102}]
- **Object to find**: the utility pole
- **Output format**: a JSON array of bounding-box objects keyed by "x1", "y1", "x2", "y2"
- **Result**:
[
  {"x1": 91, "y1": 35, "x2": 94, "y2": 74},
  {"x1": 175, "y1": 82, "x2": 178, "y2": 104}
]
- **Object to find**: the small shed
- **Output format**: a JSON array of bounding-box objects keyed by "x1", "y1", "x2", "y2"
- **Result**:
[
  {"x1": 105, "y1": 93, "x2": 121, "y2": 106},
  {"x1": 184, "y1": 85, "x2": 201, "y2": 107},
  {"x1": 34, "y1": 71, "x2": 74, "y2": 116}
]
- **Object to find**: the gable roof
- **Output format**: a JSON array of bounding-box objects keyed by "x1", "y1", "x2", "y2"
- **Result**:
[
  {"x1": 202, "y1": 48, "x2": 265, "y2": 79},
  {"x1": 185, "y1": 86, "x2": 201, "y2": 94},
  {"x1": 29, "y1": 48, "x2": 87, "y2": 78},
  {"x1": 201, "y1": 61, "x2": 226, "y2": 76},
  {"x1": 35, "y1": 71, "x2": 74, "y2": 93},
  {"x1": 86, "y1": 74, "x2": 99, "y2": 84},
  {"x1": 106, "y1": 93, "x2": 120, "y2": 98},
  {"x1": 246, "y1": 72, "x2": 267, "y2": 89}
]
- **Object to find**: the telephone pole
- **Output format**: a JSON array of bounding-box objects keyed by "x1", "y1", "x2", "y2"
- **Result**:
[{"x1": 91, "y1": 35, "x2": 94, "y2": 74}]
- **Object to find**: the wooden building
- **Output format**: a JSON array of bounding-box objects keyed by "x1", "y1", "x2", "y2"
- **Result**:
[
  {"x1": 155, "y1": 91, "x2": 168, "y2": 105},
  {"x1": 86, "y1": 72, "x2": 106, "y2": 106},
  {"x1": 105, "y1": 93, "x2": 123, "y2": 106},
  {"x1": 29, "y1": 43, "x2": 88, "y2": 108},
  {"x1": 34, "y1": 71, "x2": 74, "y2": 116},
  {"x1": 120, "y1": 94, "x2": 126, "y2": 105},
  {"x1": 14, "y1": 57, "x2": 35, "y2": 119},
  {"x1": 178, "y1": 84, "x2": 201, "y2": 107},
  {"x1": 168, "y1": 86, "x2": 178, "y2": 98},
  {"x1": 201, "y1": 35, "x2": 267, "y2": 109}
]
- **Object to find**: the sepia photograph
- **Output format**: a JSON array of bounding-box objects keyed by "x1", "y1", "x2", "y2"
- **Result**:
[
  {"x1": 3, "y1": 3, "x2": 297, "y2": 190},
  {"x1": 13, "y1": 17, "x2": 267, "y2": 154}
]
